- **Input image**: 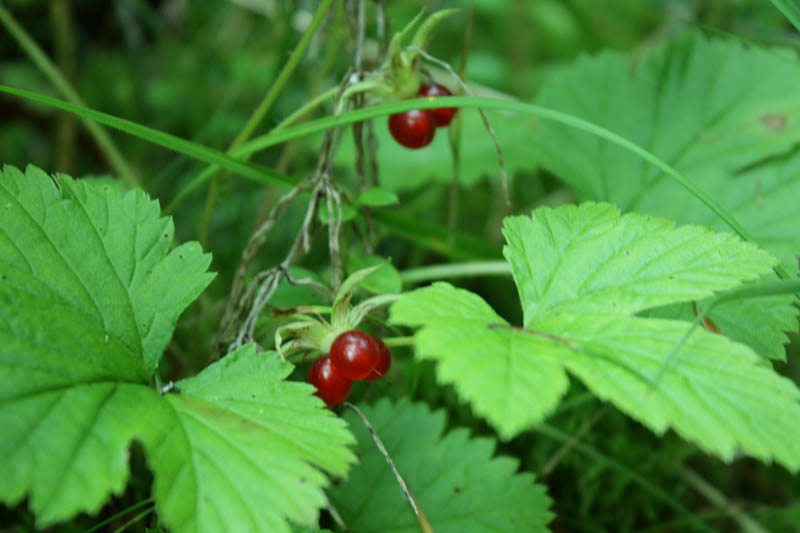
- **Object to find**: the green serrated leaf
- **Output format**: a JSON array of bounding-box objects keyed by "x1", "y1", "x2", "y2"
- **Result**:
[
  {"x1": 356, "y1": 187, "x2": 399, "y2": 207},
  {"x1": 0, "y1": 166, "x2": 356, "y2": 531},
  {"x1": 646, "y1": 289, "x2": 799, "y2": 361},
  {"x1": 542, "y1": 312, "x2": 800, "y2": 470},
  {"x1": 501, "y1": 202, "x2": 800, "y2": 469},
  {"x1": 390, "y1": 282, "x2": 571, "y2": 438},
  {"x1": 147, "y1": 346, "x2": 357, "y2": 533},
  {"x1": 503, "y1": 202, "x2": 776, "y2": 326},
  {"x1": 0, "y1": 164, "x2": 214, "y2": 374},
  {"x1": 534, "y1": 31, "x2": 800, "y2": 272},
  {"x1": 329, "y1": 399, "x2": 553, "y2": 532}
]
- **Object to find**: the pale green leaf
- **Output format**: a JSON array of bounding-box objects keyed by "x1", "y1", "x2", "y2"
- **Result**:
[
  {"x1": 356, "y1": 187, "x2": 399, "y2": 207},
  {"x1": 349, "y1": 255, "x2": 402, "y2": 295},
  {"x1": 646, "y1": 290, "x2": 799, "y2": 361},
  {"x1": 146, "y1": 346, "x2": 357, "y2": 533},
  {"x1": 534, "y1": 31, "x2": 800, "y2": 271},
  {"x1": 390, "y1": 282, "x2": 571, "y2": 438},
  {"x1": 0, "y1": 164, "x2": 214, "y2": 374},
  {"x1": 502, "y1": 202, "x2": 775, "y2": 326},
  {"x1": 0, "y1": 166, "x2": 355, "y2": 531},
  {"x1": 329, "y1": 399, "x2": 553, "y2": 532},
  {"x1": 540, "y1": 312, "x2": 800, "y2": 470}
]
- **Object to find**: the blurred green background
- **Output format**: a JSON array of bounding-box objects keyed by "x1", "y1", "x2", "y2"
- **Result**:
[{"x1": 1, "y1": 1, "x2": 799, "y2": 531}]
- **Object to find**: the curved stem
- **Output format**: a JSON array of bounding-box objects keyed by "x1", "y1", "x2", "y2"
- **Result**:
[{"x1": 401, "y1": 261, "x2": 510, "y2": 285}]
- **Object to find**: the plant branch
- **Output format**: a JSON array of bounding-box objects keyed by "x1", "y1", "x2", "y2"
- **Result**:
[{"x1": 344, "y1": 402, "x2": 434, "y2": 533}]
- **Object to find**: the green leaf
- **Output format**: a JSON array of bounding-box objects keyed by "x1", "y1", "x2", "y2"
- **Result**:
[
  {"x1": 534, "y1": 31, "x2": 800, "y2": 272},
  {"x1": 147, "y1": 346, "x2": 356, "y2": 533},
  {"x1": 542, "y1": 312, "x2": 800, "y2": 470},
  {"x1": 502, "y1": 203, "x2": 800, "y2": 469},
  {"x1": 329, "y1": 399, "x2": 553, "y2": 532},
  {"x1": 349, "y1": 255, "x2": 402, "y2": 295},
  {"x1": 0, "y1": 164, "x2": 215, "y2": 375},
  {"x1": 393, "y1": 203, "x2": 800, "y2": 470},
  {"x1": 502, "y1": 202, "x2": 776, "y2": 325},
  {"x1": 0, "y1": 165, "x2": 355, "y2": 531},
  {"x1": 356, "y1": 187, "x2": 399, "y2": 207},
  {"x1": 390, "y1": 282, "x2": 571, "y2": 439},
  {"x1": 646, "y1": 291, "x2": 799, "y2": 361}
]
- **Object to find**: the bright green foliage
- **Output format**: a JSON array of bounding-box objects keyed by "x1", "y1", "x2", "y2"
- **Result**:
[
  {"x1": 0, "y1": 164, "x2": 214, "y2": 374},
  {"x1": 534, "y1": 32, "x2": 800, "y2": 271},
  {"x1": 390, "y1": 282, "x2": 571, "y2": 438},
  {"x1": 357, "y1": 187, "x2": 399, "y2": 207},
  {"x1": 503, "y1": 202, "x2": 775, "y2": 323},
  {"x1": 0, "y1": 165, "x2": 355, "y2": 531},
  {"x1": 328, "y1": 399, "x2": 553, "y2": 532},
  {"x1": 646, "y1": 293, "x2": 798, "y2": 361},
  {"x1": 541, "y1": 313, "x2": 800, "y2": 470},
  {"x1": 147, "y1": 345, "x2": 357, "y2": 533},
  {"x1": 391, "y1": 203, "x2": 800, "y2": 470}
]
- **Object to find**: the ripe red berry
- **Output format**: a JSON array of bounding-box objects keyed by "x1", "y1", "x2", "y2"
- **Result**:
[
  {"x1": 418, "y1": 82, "x2": 457, "y2": 127},
  {"x1": 364, "y1": 336, "x2": 391, "y2": 381},
  {"x1": 330, "y1": 330, "x2": 380, "y2": 380},
  {"x1": 388, "y1": 109, "x2": 436, "y2": 149},
  {"x1": 308, "y1": 355, "x2": 352, "y2": 407}
]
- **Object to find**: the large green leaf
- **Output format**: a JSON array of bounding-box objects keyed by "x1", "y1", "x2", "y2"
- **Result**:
[
  {"x1": 502, "y1": 202, "x2": 774, "y2": 324},
  {"x1": 329, "y1": 399, "x2": 553, "y2": 532},
  {"x1": 389, "y1": 282, "x2": 571, "y2": 439},
  {"x1": 534, "y1": 31, "x2": 800, "y2": 271},
  {"x1": 0, "y1": 164, "x2": 214, "y2": 374},
  {"x1": 147, "y1": 346, "x2": 356, "y2": 533},
  {"x1": 0, "y1": 165, "x2": 355, "y2": 531},
  {"x1": 541, "y1": 312, "x2": 800, "y2": 469},
  {"x1": 392, "y1": 203, "x2": 800, "y2": 470}
]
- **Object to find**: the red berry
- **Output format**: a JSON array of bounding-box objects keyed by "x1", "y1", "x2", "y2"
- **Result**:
[
  {"x1": 364, "y1": 336, "x2": 391, "y2": 381},
  {"x1": 330, "y1": 330, "x2": 380, "y2": 380},
  {"x1": 418, "y1": 82, "x2": 457, "y2": 127},
  {"x1": 388, "y1": 109, "x2": 436, "y2": 149},
  {"x1": 308, "y1": 355, "x2": 352, "y2": 407}
]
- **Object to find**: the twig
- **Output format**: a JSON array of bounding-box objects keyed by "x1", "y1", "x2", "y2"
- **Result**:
[
  {"x1": 681, "y1": 467, "x2": 767, "y2": 533},
  {"x1": 344, "y1": 402, "x2": 434, "y2": 533},
  {"x1": 326, "y1": 496, "x2": 350, "y2": 532}
]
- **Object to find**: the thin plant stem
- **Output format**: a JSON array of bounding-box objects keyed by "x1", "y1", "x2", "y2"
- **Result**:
[
  {"x1": 198, "y1": 0, "x2": 335, "y2": 245},
  {"x1": 87, "y1": 498, "x2": 155, "y2": 532},
  {"x1": 681, "y1": 467, "x2": 768, "y2": 533},
  {"x1": 49, "y1": 0, "x2": 77, "y2": 174},
  {"x1": 0, "y1": 3, "x2": 140, "y2": 187},
  {"x1": 109, "y1": 505, "x2": 156, "y2": 533},
  {"x1": 344, "y1": 402, "x2": 434, "y2": 533},
  {"x1": 400, "y1": 260, "x2": 510, "y2": 285}
]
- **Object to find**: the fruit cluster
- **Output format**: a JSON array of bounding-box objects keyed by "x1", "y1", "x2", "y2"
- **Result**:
[
  {"x1": 307, "y1": 330, "x2": 391, "y2": 407},
  {"x1": 388, "y1": 82, "x2": 457, "y2": 149}
]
